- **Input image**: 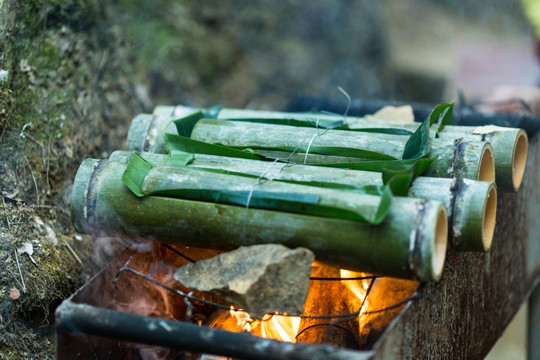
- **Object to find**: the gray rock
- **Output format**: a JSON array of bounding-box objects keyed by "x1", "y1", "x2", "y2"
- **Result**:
[{"x1": 174, "y1": 244, "x2": 314, "y2": 319}]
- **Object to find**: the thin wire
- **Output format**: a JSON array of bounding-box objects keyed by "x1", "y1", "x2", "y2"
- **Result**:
[
  {"x1": 337, "y1": 86, "x2": 352, "y2": 119},
  {"x1": 159, "y1": 241, "x2": 380, "y2": 282},
  {"x1": 309, "y1": 275, "x2": 380, "y2": 281},
  {"x1": 363, "y1": 293, "x2": 432, "y2": 315},
  {"x1": 113, "y1": 242, "x2": 142, "y2": 283},
  {"x1": 242, "y1": 158, "x2": 281, "y2": 241},
  {"x1": 325, "y1": 276, "x2": 377, "y2": 332},
  {"x1": 114, "y1": 262, "x2": 424, "y2": 321},
  {"x1": 160, "y1": 243, "x2": 196, "y2": 263},
  {"x1": 303, "y1": 118, "x2": 329, "y2": 164},
  {"x1": 295, "y1": 323, "x2": 352, "y2": 340}
]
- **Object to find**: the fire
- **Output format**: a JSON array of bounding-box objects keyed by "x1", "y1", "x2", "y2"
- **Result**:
[
  {"x1": 227, "y1": 308, "x2": 302, "y2": 343},
  {"x1": 340, "y1": 269, "x2": 370, "y2": 299},
  {"x1": 229, "y1": 307, "x2": 254, "y2": 332},
  {"x1": 220, "y1": 266, "x2": 372, "y2": 344},
  {"x1": 260, "y1": 314, "x2": 301, "y2": 343},
  {"x1": 340, "y1": 269, "x2": 371, "y2": 323}
]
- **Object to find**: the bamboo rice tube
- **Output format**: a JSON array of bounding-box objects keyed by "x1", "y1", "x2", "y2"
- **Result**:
[
  {"x1": 189, "y1": 119, "x2": 495, "y2": 182},
  {"x1": 127, "y1": 110, "x2": 495, "y2": 184},
  {"x1": 110, "y1": 150, "x2": 496, "y2": 252},
  {"x1": 127, "y1": 110, "x2": 195, "y2": 154},
  {"x1": 215, "y1": 108, "x2": 527, "y2": 191},
  {"x1": 71, "y1": 158, "x2": 447, "y2": 282},
  {"x1": 347, "y1": 121, "x2": 526, "y2": 192},
  {"x1": 154, "y1": 105, "x2": 527, "y2": 191}
]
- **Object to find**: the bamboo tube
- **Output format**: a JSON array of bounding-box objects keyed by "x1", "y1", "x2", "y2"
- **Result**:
[
  {"x1": 127, "y1": 107, "x2": 201, "y2": 153},
  {"x1": 153, "y1": 105, "x2": 526, "y2": 190},
  {"x1": 71, "y1": 159, "x2": 447, "y2": 282},
  {"x1": 126, "y1": 110, "x2": 495, "y2": 183},
  {"x1": 189, "y1": 119, "x2": 495, "y2": 182},
  {"x1": 295, "y1": 263, "x2": 360, "y2": 349},
  {"x1": 110, "y1": 150, "x2": 496, "y2": 252},
  {"x1": 349, "y1": 121, "x2": 525, "y2": 191},
  {"x1": 215, "y1": 108, "x2": 528, "y2": 191}
]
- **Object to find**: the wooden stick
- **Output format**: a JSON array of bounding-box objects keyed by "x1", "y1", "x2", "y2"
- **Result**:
[
  {"x1": 71, "y1": 158, "x2": 447, "y2": 282},
  {"x1": 109, "y1": 150, "x2": 496, "y2": 252}
]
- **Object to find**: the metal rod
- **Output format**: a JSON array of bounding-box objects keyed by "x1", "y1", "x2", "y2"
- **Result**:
[
  {"x1": 55, "y1": 301, "x2": 371, "y2": 360},
  {"x1": 283, "y1": 96, "x2": 540, "y2": 138}
]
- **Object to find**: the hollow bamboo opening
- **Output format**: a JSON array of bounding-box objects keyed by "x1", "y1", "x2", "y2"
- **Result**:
[
  {"x1": 512, "y1": 130, "x2": 528, "y2": 191},
  {"x1": 482, "y1": 184, "x2": 497, "y2": 251},
  {"x1": 432, "y1": 207, "x2": 448, "y2": 281},
  {"x1": 478, "y1": 144, "x2": 495, "y2": 183}
]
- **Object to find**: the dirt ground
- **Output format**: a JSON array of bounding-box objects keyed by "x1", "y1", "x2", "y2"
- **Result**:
[{"x1": 0, "y1": 0, "x2": 533, "y2": 358}]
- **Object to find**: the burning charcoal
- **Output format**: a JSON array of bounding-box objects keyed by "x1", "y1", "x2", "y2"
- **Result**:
[{"x1": 173, "y1": 244, "x2": 315, "y2": 319}]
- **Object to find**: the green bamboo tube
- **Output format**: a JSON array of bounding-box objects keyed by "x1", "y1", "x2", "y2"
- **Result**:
[
  {"x1": 189, "y1": 119, "x2": 495, "y2": 183},
  {"x1": 125, "y1": 113, "x2": 374, "y2": 164},
  {"x1": 110, "y1": 150, "x2": 496, "y2": 252},
  {"x1": 348, "y1": 122, "x2": 526, "y2": 192},
  {"x1": 71, "y1": 158, "x2": 447, "y2": 282},
  {"x1": 127, "y1": 110, "x2": 495, "y2": 184},
  {"x1": 154, "y1": 105, "x2": 526, "y2": 191},
  {"x1": 215, "y1": 108, "x2": 528, "y2": 191}
]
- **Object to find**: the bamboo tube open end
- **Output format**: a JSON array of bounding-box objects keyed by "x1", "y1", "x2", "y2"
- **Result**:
[
  {"x1": 511, "y1": 130, "x2": 528, "y2": 191},
  {"x1": 482, "y1": 184, "x2": 498, "y2": 251},
  {"x1": 431, "y1": 206, "x2": 448, "y2": 281},
  {"x1": 126, "y1": 113, "x2": 153, "y2": 151},
  {"x1": 478, "y1": 144, "x2": 495, "y2": 183}
]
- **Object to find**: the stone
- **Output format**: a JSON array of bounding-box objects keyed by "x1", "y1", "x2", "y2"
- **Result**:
[
  {"x1": 9, "y1": 287, "x2": 20, "y2": 301},
  {"x1": 174, "y1": 244, "x2": 314, "y2": 319}
]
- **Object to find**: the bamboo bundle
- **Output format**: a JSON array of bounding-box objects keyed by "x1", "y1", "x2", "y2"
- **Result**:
[
  {"x1": 214, "y1": 107, "x2": 528, "y2": 191},
  {"x1": 188, "y1": 119, "x2": 495, "y2": 182},
  {"x1": 109, "y1": 150, "x2": 496, "y2": 252},
  {"x1": 71, "y1": 158, "x2": 447, "y2": 282},
  {"x1": 151, "y1": 105, "x2": 527, "y2": 190},
  {"x1": 127, "y1": 114, "x2": 495, "y2": 183}
]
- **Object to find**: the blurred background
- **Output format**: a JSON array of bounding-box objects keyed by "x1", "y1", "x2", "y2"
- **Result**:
[
  {"x1": 0, "y1": 0, "x2": 534, "y2": 358},
  {"x1": 113, "y1": 0, "x2": 535, "y2": 110}
]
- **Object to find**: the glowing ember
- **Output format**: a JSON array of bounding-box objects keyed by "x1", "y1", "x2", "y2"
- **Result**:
[{"x1": 229, "y1": 307, "x2": 254, "y2": 332}]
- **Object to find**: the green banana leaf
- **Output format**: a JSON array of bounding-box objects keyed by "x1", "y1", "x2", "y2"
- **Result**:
[
  {"x1": 229, "y1": 145, "x2": 398, "y2": 160},
  {"x1": 402, "y1": 103, "x2": 453, "y2": 160},
  {"x1": 122, "y1": 153, "x2": 393, "y2": 224},
  {"x1": 165, "y1": 133, "x2": 264, "y2": 160}
]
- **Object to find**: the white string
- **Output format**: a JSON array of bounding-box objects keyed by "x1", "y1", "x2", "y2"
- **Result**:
[
  {"x1": 337, "y1": 86, "x2": 352, "y2": 120},
  {"x1": 241, "y1": 158, "x2": 280, "y2": 242},
  {"x1": 303, "y1": 118, "x2": 330, "y2": 164},
  {"x1": 241, "y1": 87, "x2": 351, "y2": 239}
]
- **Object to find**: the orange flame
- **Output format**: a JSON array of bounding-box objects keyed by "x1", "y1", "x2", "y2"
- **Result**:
[
  {"x1": 227, "y1": 308, "x2": 302, "y2": 343},
  {"x1": 260, "y1": 314, "x2": 301, "y2": 343},
  {"x1": 340, "y1": 269, "x2": 371, "y2": 325}
]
